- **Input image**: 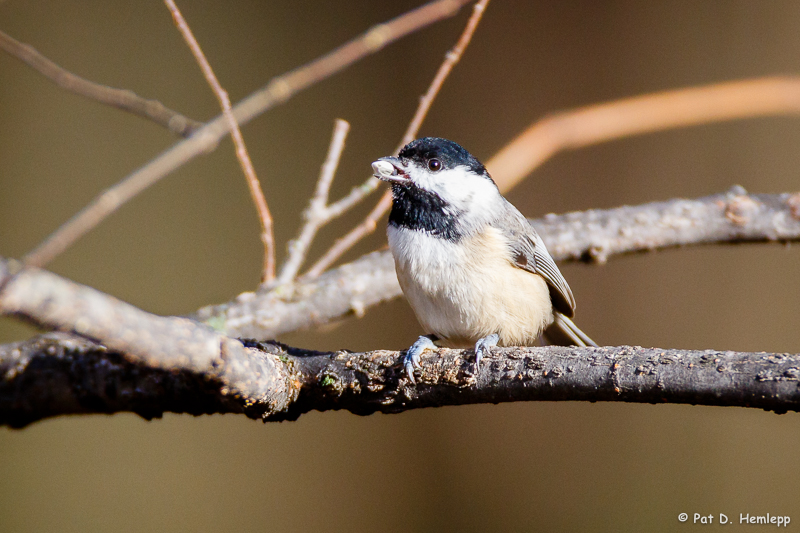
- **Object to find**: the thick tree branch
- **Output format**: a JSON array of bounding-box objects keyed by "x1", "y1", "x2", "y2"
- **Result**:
[
  {"x1": 534, "y1": 186, "x2": 800, "y2": 263},
  {"x1": 3, "y1": 189, "x2": 800, "y2": 427},
  {"x1": 286, "y1": 344, "x2": 800, "y2": 417},
  {"x1": 196, "y1": 188, "x2": 800, "y2": 339},
  {"x1": 0, "y1": 260, "x2": 299, "y2": 422},
  {"x1": 0, "y1": 333, "x2": 245, "y2": 428},
  {"x1": 2, "y1": 332, "x2": 799, "y2": 428}
]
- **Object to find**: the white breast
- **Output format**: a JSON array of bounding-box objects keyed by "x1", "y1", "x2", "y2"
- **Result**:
[{"x1": 388, "y1": 225, "x2": 554, "y2": 348}]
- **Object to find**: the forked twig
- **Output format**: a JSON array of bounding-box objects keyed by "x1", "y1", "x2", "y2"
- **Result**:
[
  {"x1": 0, "y1": 29, "x2": 202, "y2": 137},
  {"x1": 304, "y1": 191, "x2": 392, "y2": 279},
  {"x1": 304, "y1": 0, "x2": 491, "y2": 278},
  {"x1": 20, "y1": 0, "x2": 472, "y2": 270},
  {"x1": 164, "y1": 0, "x2": 276, "y2": 283},
  {"x1": 277, "y1": 119, "x2": 350, "y2": 284}
]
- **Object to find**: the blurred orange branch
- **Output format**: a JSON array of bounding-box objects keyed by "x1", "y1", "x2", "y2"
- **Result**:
[{"x1": 487, "y1": 76, "x2": 800, "y2": 192}]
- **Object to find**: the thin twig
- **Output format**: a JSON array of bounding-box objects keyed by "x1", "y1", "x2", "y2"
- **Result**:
[
  {"x1": 400, "y1": 0, "x2": 490, "y2": 147},
  {"x1": 277, "y1": 119, "x2": 350, "y2": 285},
  {"x1": 0, "y1": 29, "x2": 202, "y2": 137},
  {"x1": 304, "y1": 0, "x2": 491, "y2": 278},
  {"x1": 486, "y1": 76, "x2": 800, "y2": 192},
  {"x1": 164, "y1": 0, "x2": 276, "y2": 283},
  {"x1": 20, "y1": 0, "x2": 472, "y2": 269},
  {"x1": 304, "y1": 191, "x2": 392, "y2": 279},
  {"x1": 315, "y1": 177, "x2": 380, "y2": 221}
]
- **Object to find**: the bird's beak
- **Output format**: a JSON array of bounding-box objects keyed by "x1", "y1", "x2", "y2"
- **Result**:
[{"x1": 371, "y1": 156, "x2": 409, "y2": 184}]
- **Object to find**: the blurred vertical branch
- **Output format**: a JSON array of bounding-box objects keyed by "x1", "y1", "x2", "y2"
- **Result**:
[
  {"x1": 164, "y1": 0, "x2": 276, "y2": 283},
  {"x1": 277, "y1": 119, "x2": 351, "y2": 285}
]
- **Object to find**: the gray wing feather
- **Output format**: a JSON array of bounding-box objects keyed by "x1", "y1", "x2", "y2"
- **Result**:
[{"x1": 498, "y1": 206, "x2": 576, "y2": 317}]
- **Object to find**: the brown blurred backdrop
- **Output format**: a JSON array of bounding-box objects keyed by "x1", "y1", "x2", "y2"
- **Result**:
[{"x1": 2, "y1": 1, "x2": 800, "y2": 531}]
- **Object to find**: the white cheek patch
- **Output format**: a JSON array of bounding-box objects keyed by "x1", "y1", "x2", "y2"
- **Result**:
[
  {"x1": 409, "y1": 165, "x2": 501, "y2": 214},
  {"x1": 442, "y1": 203, "x2": 461, "y2": 218}
]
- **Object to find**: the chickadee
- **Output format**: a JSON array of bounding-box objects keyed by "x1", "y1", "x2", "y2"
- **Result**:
[{"x1": 372, "y1": 137, "x2": 596, "y2": 382}]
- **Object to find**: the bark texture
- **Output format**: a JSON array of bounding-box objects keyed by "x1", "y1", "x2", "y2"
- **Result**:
[
  {"x1": 196, "y1": 188, "x2": 800, "y2": 338},
  {"x1": 2, "y1": 334, "x2": 799, "y2": 428}
]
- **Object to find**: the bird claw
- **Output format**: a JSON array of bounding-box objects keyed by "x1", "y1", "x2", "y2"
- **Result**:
[
  {"x1": 403, "y1": 335, "x2": 437, "y2": 384},
  {"x1": 404, "y1": 359, "x2": 417, "y2": 384},
  {"x1": 473, "y1": 333, "x2": 499, "y2": 370}
]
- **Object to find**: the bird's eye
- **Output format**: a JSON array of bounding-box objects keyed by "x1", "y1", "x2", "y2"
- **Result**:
[{"x1": 427, "y1": 158, "x2": 442, "y2": 172}]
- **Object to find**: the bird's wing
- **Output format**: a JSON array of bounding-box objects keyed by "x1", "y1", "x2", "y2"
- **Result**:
[{"x1": 498, "y1": 206, "x2": 576, "y2": 317}]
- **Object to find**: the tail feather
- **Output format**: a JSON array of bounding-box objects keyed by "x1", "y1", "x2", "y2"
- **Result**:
[{"x1": 543, "y1": 313, "x2": 597, "y2": 347}]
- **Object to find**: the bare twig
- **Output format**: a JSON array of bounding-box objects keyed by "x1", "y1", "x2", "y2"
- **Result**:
[
  {"x1": 164, "y1": 0, "x2": 276, "y2": 283},
  {"x1": 400, "y1": 0, "x2": 490, "y2": 147},
  {"x1": 306, "y1": 0, "x2": 491, "y2": 277},
  {"x1": 304, "y1": 191, "x2": 392, "y2": 279},
  {"x1": 277, "y1": 119, "x2": 351, "y2": 285},
  {"x1": 19, "y1": 0, "x2": 473, "y2": 269},
  {"x1": 0, "y1": 29, "x2": 202, "y2": 137},
  {"x1": 319, "y1": 175, "x2": 383, "y2": 222},
  {"x1": 310, "y1": 76, "x2": 800, "y2": 279},
  {"x1": 486, "y1": 76, "x2": 800, "y2": 192}
]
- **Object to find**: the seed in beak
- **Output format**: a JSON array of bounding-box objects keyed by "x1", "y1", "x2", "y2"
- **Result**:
[{"x1": 372, "y1": 160, "x2": 397, "y2": 178}]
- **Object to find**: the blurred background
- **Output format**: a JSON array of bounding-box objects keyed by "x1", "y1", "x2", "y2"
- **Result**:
[{"x1": 2, "y1": 1, "x2": 800, "y2": 531}]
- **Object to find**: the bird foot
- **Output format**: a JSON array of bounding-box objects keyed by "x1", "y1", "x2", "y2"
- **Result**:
[
  {"x1": 403, "y1": 335, "x2": 437, "y2": 384},
  {"x1": 474, "y1": 333, "x2": 499, "y2": 370}
]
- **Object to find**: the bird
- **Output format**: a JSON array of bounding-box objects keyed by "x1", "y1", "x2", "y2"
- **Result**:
[{"x1": 371, "y1": 137, "x2": 596, "y2": 383}]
